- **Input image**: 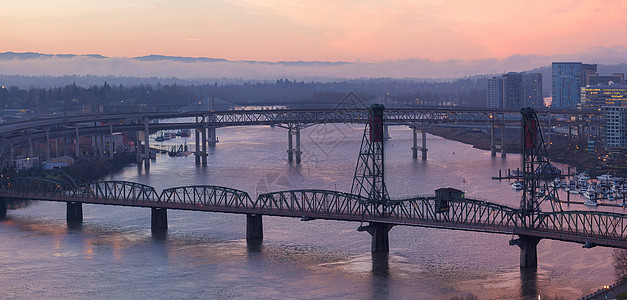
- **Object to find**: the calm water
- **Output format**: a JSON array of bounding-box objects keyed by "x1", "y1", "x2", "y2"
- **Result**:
[{"x1": 0, "y1": 124, "x2": 618, "y2": 299}]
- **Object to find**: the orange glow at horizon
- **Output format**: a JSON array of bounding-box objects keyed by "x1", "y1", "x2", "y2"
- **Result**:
[{"x1": 0, "y1": 0, "x2": 626, "y2": 62}]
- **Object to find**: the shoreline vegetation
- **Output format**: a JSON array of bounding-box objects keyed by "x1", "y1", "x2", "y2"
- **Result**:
[{"x1": 426, "y1": 127, "x2": 627, "y2": 177}]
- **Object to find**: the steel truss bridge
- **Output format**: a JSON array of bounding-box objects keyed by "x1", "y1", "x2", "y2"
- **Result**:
[
  {"x1": 0, "y1": 107, "x2": 598, "y2": 141},
  {"x1": 0, "y1": 178, "x2": 624, "y2": 249}
]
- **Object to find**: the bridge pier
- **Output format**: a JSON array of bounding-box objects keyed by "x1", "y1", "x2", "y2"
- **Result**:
[
  {"x1": 359, "y1": 222, "x2": 394, "y2": 253},
  {"x1": 411, "y1": 128, "x2": 418, "y2": 159},
  {"x1": 151, "y1": 208, "x2": 168, "y2": 231},
  {"x1": 66, "y1": 202, "x2": 83, "y2": 225},
  {"x1": 287, "y1": 128, "x2": 293, "y2": 162},
  {"x1": 0, "y1": 198, "x2": 6, "y2": 220},
  {"x1": 286, "y1": 128, "x2": 302, "y2": 164},
  {"x1": 501, "y1": 125, "x2": 506, "y2": 157},
  {"x1": 490, "y1": 124, "x2": 496, "y2": 156},
  {"x1": 195, "y1": 128, "x2": 201, "y2": 165},
  {"x1": 421, "y1": 129, "x2": 427, "y2": 160},
  {"x1": 295, "y1": 128, "x2": 302, "y2": 164},
  {"x1": 109, "y1": 123, "x2": 114, "y2": 159},
  {"x1": 46, "y1": 128, "x2": 51, "y2": 161},
  {"x1": 246, "y1": 214, "x2": 263, "y2": 240},
  {"x1": 511, "y1": 235, "x2": 541, "y2": 268},
  {"x1": 75, "y1": 126, "x2": 80, "y2": 158},
  {"x1": 208, "y1": 127, "x2": 217, "y2": 146},
  {"x1": 143, "y1": 117, "x2": 150, "y2": 169},
  {"x1": 201, "y1": 128, "x2": 208, "y2": 166},
  {"x1": 383, "y1": 125, "x2": 390, "y2": 140}
]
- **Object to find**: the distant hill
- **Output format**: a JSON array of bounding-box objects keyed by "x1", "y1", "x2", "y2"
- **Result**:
[
  {"x1": 0, "y1": 51, "x2": 106, "y2": 60},
  {"x1": 0, "y1": 51, "x2": 349, "y2": 66}
]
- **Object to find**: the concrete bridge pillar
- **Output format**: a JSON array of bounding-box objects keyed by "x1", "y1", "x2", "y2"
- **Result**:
[
  {"x1": 287, "y1": 128, "x2": 294, "y2": 162},
  {"x1": 151, "y1": 207, "x2": 168, "y2": 231},
  {"x1": 66, "y1": 202, "x2": 83, "y2": 225},
  {"x1": 547, "y1": 116, "x2": 551, "y2": 149},
  {"x1": 512, "y1": 235, "x2": 541, "y2": 268},
  {"x1": 421, "y1": 129, "x2": 428, "y2": 160},
  {"x1": 143, "y1": 117, "x2": 150, "y2": 169},
  {"x1": 0, "y1": 198, "x2": 6, "y2": 220},
  {"x1": 92, "y1": 135, "x2": 97, "y2": 158},
  {"x1": 246, "y1": 214, "x2": 263, "y2": 240},
  {"x1": 55, "y1": 138, "x2": 59, "y2": 158},
  {"x1": 100, "y1": 135, "x2": 105, "y2": 158},
  {"x1": 28, "y1": 133, "x2": 33, "y2": 157},
  {"x1": 500, "y1": 125, "x2": 507, "y2": 157},
  {"x1": 295, "y1": 128, "x2": 302, "y2": 164},
  {"x1": 109, "y1": 123, "x2": 114, "y2": 159},
  {"x1": 383, "y1": 125, "x2": 390, "y2": 140},
  {"x1": 490, "y1": 124, "x2": 496, "y2": 156},
  {"x1": 201, "y1": 128, "x2": 207, "y2": 166},
  {"x1": 411, "y1": 128, "x2": 418, "y2": 159},
  {"x1": 46, "y1": 129, "x2": 51, "y2": 161},
  {"x1": 134, "y1": 132, "x2": 142, "y2": 164},
  {"x1": 208, "y1": 127, "x2": 217, "y2": 146},
  {"x1": 359, "y1": 222, "x2": 394, "y2": 253},
  {"x1": 9, "y1": 140, "x2": 13, "y2": 168},
  {"x1": 75, "y1": 126, "x2": 80, "y2": 158},
  {"x1": 195, "y1": 128, "x2": 201, "y2": 165}
]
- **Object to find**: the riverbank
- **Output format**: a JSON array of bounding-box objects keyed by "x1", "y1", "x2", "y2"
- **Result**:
[
  {"x1": 7, "y1": 152, "x2": 137, "y2": 185},
  {"x1": 426, "y1": 127, "x2": 627, "y2": 177}
]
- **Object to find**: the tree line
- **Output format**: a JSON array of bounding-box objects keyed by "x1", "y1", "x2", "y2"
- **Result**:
[{"x1": 0, "y1": 77, "x2": 488, "y2": 113}]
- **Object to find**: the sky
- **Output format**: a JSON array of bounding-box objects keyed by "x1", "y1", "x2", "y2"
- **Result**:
[{"x1": 1, "y1": 0, "x2": 627, "y2": 79}]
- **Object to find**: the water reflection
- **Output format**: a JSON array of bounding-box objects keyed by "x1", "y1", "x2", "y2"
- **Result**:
[
  {"x1": 151, "y1": 229, "x2": 168, "y2": 240},
  {"x1": 370, "y1": 252, "x2": 390, "y2": 299},
  {"x1": 246, "y1": 239, "x2": 263, "y2": 253},
  {"x1": 520, "y1": 267, "x2": 538, "y2": 299}
]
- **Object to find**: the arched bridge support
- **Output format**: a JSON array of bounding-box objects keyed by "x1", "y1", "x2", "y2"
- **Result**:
[
  {"x1": 151, "y1": 208, "x2": 168, "y2": 231},
  {"x1": 246, "y1": 214, "x2": 263, "y2": 240},
  {"x1": 359, "y1": 222, "x2": 394, "y2": 253},
  {"x1": 66, "y1": 202, "x2": 83, "y2": 226},
  {"x1": 0, "y1": 198, "x2": 6, "y2": 220},
  {"x1": 510, "y1": 235, "x2": 541, "y2": 268}
]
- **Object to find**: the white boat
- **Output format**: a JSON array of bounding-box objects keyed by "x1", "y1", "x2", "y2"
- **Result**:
[
  {"x1": 551, "y1": 178, "x2": 564, "y2": 188},
  {"x1": 584, "y1": 199, "x2": 598, "y2": 206},
  {"x1": 568, "y1": 189, "x2": 580, "y2": 195},
  {"x1": 510, "y1": 182, "x2": 523, "y2": 190},
  {"x1": 583, "y1": 190, "x2": 596, "y2": 200},
  {"x1": 576, "y1": 172, "x2": 591, "y2": 181},
  {"x1": 597, "y1": 173, "x2": 613, "y2": 183}
]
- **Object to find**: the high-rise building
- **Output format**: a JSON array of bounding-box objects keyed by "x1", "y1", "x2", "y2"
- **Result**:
[
  {"x1": 580, "y1": 84, "x2": 627, "y2": 110},
  {"x1": 487, "y1": 76, "x2": 506, "y2": 108},
  {"x1": 486, "y1": 72, "x2": 542, "y2": 108},
  {"x1": 602, "y1": 106, "x2": 627, "y2": 149},
  {"x1": 552, "y1": 62, "x2": 597, "y2": 108},
  {"x1": 588, "y1": 73, "x2": 625, "y2": 86}
]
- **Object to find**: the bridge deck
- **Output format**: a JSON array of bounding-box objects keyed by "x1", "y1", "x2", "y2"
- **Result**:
[{"x1": 0, "y1": 180, "x2": 624, "y2": 249}]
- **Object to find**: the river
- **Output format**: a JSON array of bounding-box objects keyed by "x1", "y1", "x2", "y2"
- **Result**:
[{"x1": 0, "y1": 124, "x2": 618, "y2": 299}]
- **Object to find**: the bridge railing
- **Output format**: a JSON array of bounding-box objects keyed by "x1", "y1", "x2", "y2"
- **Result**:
[{"x1": 160, "y1": 185, "x2": 253, "y2": 209}]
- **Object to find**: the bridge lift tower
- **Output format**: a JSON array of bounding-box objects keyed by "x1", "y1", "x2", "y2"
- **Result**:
[
  {"x1": 353, "y1": 104, "x2": 394, "y2": 252},
  {"x1": 511, "y1": 107, "x2": 562, "y2": 268}
]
